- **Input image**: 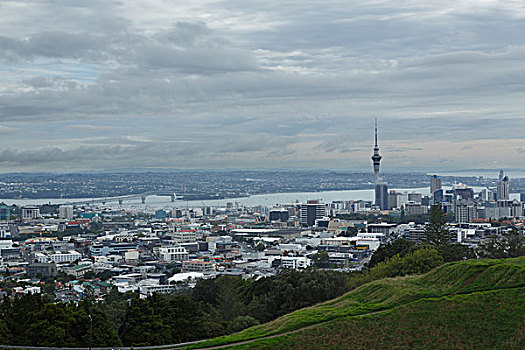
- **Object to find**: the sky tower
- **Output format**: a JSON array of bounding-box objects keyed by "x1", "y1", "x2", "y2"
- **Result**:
[
  {"x1": 371, "y1": 118, "x2": 382, "y2": 183},
  {"x1": 372, "y1": 119, "x2": 389, "y2": 210}
]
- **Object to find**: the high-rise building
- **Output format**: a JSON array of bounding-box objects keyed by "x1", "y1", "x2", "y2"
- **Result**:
[
  {"x1": 433, "y1": 189, "x2": 444, "y2": 204},
  {"x1": 455, "y1": 200, "x2": 477, "y2": 223},
  {"x1": 408, "y1": 192, "x2": 422, "y2": 204},
  {"x1": 299, "y1": 200, "x2": 326, "y2": 227},
  {"x1": 430, "y1": 175, "x2": 442, "y2": 196},
  {"x1": 58, "y1": 205, "x2": 74, "y2": 220},
  {"x1": 499, "y1": 169, "x2": 505, "y2": 181},
  {"x1": 497, "y1": 176, "x2": 510, "y2": 201},
  {"x1": 371, "y1": 119, "x2": 389, "y2": 210},
  {"x1": 0, "y1": 205, "x2": 10, "y2": 221},
  {"x1": 454, "y1": 184, "x2": 474, "y2": 200},
  {"x1": 388, "y1": 191, "x2": 399, "y2": 209},
  {"x1": 375, "y1": 182, "x2": 390, "y2": 210}
]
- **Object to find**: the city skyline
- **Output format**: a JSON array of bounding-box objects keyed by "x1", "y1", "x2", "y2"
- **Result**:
[{"x1": 1, "y1": 1, "x2": 525, "y2": 172}]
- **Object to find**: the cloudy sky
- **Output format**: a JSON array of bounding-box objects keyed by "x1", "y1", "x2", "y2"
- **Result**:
[{"x1": 1, "y1": 0, "x2": 524, "y2": 172}]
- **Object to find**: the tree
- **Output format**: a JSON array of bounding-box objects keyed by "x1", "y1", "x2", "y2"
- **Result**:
[
  {"x1": 42, "y1": 282, "x2": 56, "y2": 295},
  {"x1": 439, "y1": 243, "x2": 476, "y2": 262},
  {"x1": 215, "y1": 276, "x2": 247, "y2": 322},
  {"x1": 312, "y1": 250, "x2": 329, "y2": 267},
  {"x1": 227, "y1": 316, "x2": 259, "y2": 333},
  {"x1": 369, "y1": 238, "x2": 417, "y2": 267},
  {"x1": 478, "y1": 229, "x2": 525, "y2": 259},
  {"x1": 424, "y1": 204, "x2": 453, "y2": 246},
  {"x1": 368, "y1": 248, "x2": 444, "y2": 280},
  {"x1": 0, "y1": 319, "x2": 12, "y2": 345}
]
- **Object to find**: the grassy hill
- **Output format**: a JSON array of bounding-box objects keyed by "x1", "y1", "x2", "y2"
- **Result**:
[{"x1": 187, "y1": 256, "x2": 525, "y2": 349}]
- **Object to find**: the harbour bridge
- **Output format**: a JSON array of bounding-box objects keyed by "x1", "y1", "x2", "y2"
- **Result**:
[{"x1": 64, "y1": 191, "x2": 184, "y2": 206}]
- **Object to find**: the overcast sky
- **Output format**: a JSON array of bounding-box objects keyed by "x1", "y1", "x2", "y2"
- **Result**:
[{"x1": 0, "y1": 0, "x2": 524, "y2": 173}]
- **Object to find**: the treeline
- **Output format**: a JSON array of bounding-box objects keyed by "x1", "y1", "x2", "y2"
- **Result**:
[
  {"x1": 0, "y1": 296, "x2": 121, "y2": 347},
  {"x1": 0, "y1": 270, "x2": 352, "y2": 347},
  {"x1": 119, "y1": 269, "x2": 351, "y2": 346}
]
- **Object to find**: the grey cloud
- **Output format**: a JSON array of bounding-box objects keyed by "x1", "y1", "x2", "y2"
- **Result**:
[
  {"x1": 156, "y1": 22, "x2": 213, "y2": 46},
  {"x1": 136, "y1": 45, "x2": 259, "y2": 73},
  {"x1": 1, "y1": 1, "x2": 525, "y2": 171},
  {"x1": 0, "y1": 145, "x2": 153, "y2": 166},
  {"x1": 23, "y1": 76, "x2": 79, "y2": 90},
  {"x1": 0, "y1": 32, "x2": 112, "y2": 60}
]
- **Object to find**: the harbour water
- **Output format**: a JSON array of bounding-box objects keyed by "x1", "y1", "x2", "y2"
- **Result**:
[{"x1": 1, "y1": 185, "x2": 511, "y2": 211}]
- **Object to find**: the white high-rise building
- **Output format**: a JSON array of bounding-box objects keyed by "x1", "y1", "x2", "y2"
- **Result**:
[
  {"x1": 21, "y1": 206, "x2": 40, "y2": 220},
  {"x1": 59, "y1": 205, "x2": 74, "y2": 220}
]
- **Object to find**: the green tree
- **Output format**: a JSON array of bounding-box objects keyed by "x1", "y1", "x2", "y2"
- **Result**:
[
  {"x1": 0, "y1": 319, "x2": 12, "y2": 345},
  {"x1": 215, "y1": 276, "x2": 247, "y2": 322},
  {"x1": 227, "y1": 315, "x2": 259, "y2": 333},
  {"x1": 439, "y1": 243, "x2": 476, "y2": 262},
  {"x1": 424, "y1": 204, "x2": 453, "y2": 246},
  {"x1": 312, "y1": 250, "x2": 329, "y2": 267},
  {"x1": 478, "y1": 230, "x2": 525, "y2": 259},
  {"x1": 367, "y1": 248, "x2": 444, "y2": 281},
  {"x1": 42, "y1": 282, "x2": 55, "y2": 295},
  {"x1": 369, "y1": 238, "x2": 417, "y2": 267}
]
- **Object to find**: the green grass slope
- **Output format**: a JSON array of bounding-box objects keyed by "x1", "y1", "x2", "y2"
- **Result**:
[
  {"x1": 188, "y1": 257, "x2": 525, "y2": 349},
  {"x1": 226, "y1": 287, "x2": 525, "y2": 350}
]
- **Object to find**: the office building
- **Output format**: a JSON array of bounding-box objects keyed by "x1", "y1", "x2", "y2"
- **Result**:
[
  {"x1": 405, "y1": 202, "x2": 426, "y2": 216},
  {"x1": 299, "y1": 200, "x2": 326, "y2": 226},
  {"x1": 375, "y1": 182, "x2": 390, "y2": 210},
  {"x1": 0, "y1": 205, "x2": 10, "y2": 221},
  {"x1": 430, "y1": 175, "x2": 442, "y2": 196},
  {"x1": 26, "y1": 263, "x2": 58, "y2": 278},
  {"x1": 454, "y1": 184, "x2": 474, "y2": 200},
  {"x1": 158, "y1": 245, "x2": 189, "y2": 262},
  {"x1": 21, "y1": 206, "x2": 40, "y2": 220},
  {"x1": 269, "y1": 208, "x2": 290, "y2": 222},
  {"x1": 408, "y1": 193, "x2": 422, "y2": 204},
  {"x1": 388, "y1": 191, "x2": 399, "y2": 209},
  {"x1": 455, "y1": 200, "x2": 476, "y2": 223},
  {"x1": 497, "y1": 176, "x2": 510, "y2": 201},
  {"x1": 58, "y1": 205, "x2": 74, "y2": 220},
  {"x1": 433, "y1": 189, "x2": 444, "y2": 204}
]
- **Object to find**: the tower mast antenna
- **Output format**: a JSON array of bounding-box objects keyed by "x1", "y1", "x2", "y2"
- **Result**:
[{"x1": 375, "y1": 117, "x2": 378, "y2": 147}]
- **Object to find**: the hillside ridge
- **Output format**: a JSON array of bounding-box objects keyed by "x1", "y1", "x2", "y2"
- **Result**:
[{"x1": 186, "y1": 256, "x2": 525, "y2": 349}]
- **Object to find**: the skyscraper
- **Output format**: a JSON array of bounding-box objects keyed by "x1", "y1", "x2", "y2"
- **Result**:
[
  {"x1": 497, "y1": 176, "x2": 510, "y2": 201},
  {"x1": 299, "y1": 200, "x2": 326, "y2": 227},
  {"x1": 375, "y1": 182, "x2": 390, "y2": 210},
  {"x1": 371, "y1": 119, "x2": 389, "y2": 210},
  {"x1": 430, "y1": 175, "x2": 442, "y2": 195}
]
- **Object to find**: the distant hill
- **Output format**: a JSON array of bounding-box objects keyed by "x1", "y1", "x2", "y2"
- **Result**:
[{"x1": 187, "y1": 257, "x2": 525, "y2": 349}]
